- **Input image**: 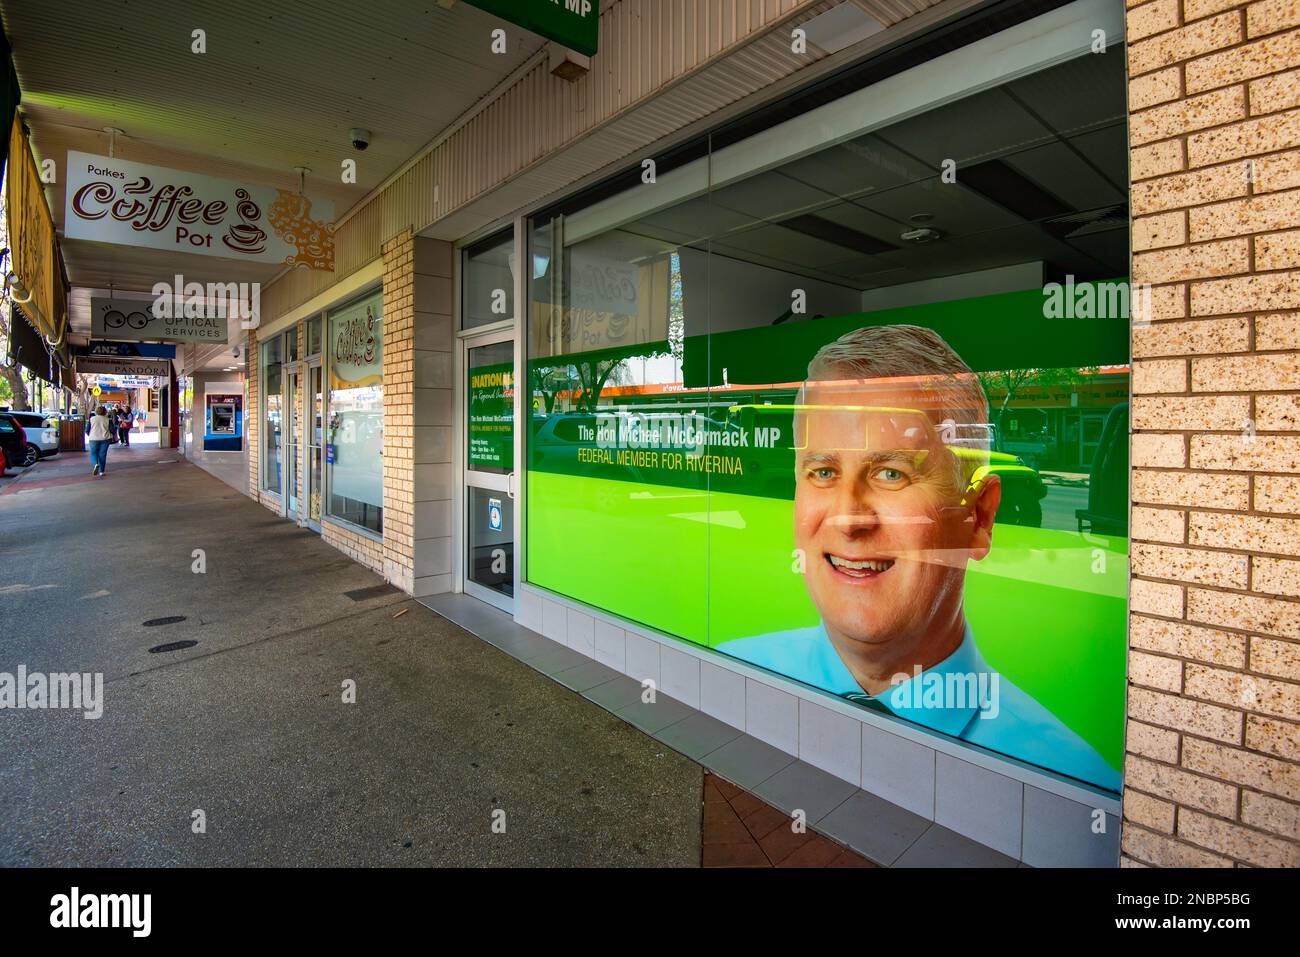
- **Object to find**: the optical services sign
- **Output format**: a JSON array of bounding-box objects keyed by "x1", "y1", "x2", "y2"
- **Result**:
[
  {"x1": 90, "y1": 297, "x2": 230, "y2": 345},
  {"x1": 64, "y1": 151, "x2": 335, "y2": 271}
]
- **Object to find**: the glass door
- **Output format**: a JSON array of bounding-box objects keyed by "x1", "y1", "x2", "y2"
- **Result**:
[
  {"x1": 305, "y1": 361, "x2": 324, "y2": 532},
  {"x1": 463, "y1": 327, "x2": 515, "y2": 612},
  {"x1": 286, "y1": 368, "x2": 300, "y2": 518}
]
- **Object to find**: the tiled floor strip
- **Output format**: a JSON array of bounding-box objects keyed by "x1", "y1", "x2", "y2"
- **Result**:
[{"x1": 419, "y1": 593, "x2": 1023, "y2": 868}]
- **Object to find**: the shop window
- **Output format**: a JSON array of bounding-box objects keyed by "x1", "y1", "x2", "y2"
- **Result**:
[
  {"x1": 260, "y1": 336, "x2": 282, "y2": 493},
  {"x1": 326, "y1": 291, "x2": 383, "y2": 534},
  {"x1": 306, "y1": 315, "x2": 323, "y2": 357},
  {"x1": 462, "y1": 229, "x2": 514, "y2": 329},
  {"x1": 526, "y1": 29, "x2": 1131, "y2": 793}
]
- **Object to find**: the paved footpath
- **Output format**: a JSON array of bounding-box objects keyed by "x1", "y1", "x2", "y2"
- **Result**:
[{"x1": 0, "y1": 453, "x2": 702, "y2": 866}]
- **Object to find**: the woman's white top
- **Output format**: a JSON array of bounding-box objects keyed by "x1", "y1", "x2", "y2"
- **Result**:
[{"x1": 88, "y1": 415, "x2": 114, "y2": 441}]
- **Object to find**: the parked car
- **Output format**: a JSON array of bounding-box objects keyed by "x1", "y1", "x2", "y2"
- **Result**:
[
  {"x1": 2, "y1": 411, "x2": 60, "y2": 466},
  {"x1": 0, "y1": 414, "x2": 29, "y2": 470}
]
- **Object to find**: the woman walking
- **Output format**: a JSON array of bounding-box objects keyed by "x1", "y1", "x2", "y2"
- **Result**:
[
  {"x1": 88, "y1": 405, "x2": 113, "y2": 477},
  {"x1": 119, "y1": 405, "x2": 133, "y2": 447}
]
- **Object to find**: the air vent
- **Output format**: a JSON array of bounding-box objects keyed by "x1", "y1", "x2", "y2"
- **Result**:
[
  {"x1": 778, "y1": 214, "x2": 897, "y2": 255},
  {"x1": 959, "y1": 160, "x2": 1072, "y2": 222},
  {"x1": 1043, "y1": 204, "x2": 1129, "y2": 240}
]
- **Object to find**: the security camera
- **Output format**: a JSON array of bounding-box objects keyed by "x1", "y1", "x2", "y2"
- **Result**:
[
  {"x1": 231, "y1": 345, "x2": 240, "y2": 359},
  {"x1": 349, "y1": 128, "x2": 371, "y2": 151}
]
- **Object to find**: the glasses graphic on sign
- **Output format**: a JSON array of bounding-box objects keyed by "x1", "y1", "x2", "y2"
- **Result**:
[{"x1": 103, "y1": 309, "x2": 151, "y2": 330}]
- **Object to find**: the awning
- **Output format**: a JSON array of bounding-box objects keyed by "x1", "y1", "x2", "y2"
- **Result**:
[
  {"x1": 5, "y1": 115, "x2": 66, "y2": 344},
  {"x1": 0, "y1": 21, "x2": 19, "y2": 180},
  {"x1": 5, "y1": 303, "x2": 56, "y2": 385}
]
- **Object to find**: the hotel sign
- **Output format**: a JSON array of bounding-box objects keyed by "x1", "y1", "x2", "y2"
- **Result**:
[
  {"x1": 64, "y1": 151, "x2": 335, "y2": 271},
  {"x1": 75, "y1": 355, "x2": 172, "y2": 378}
]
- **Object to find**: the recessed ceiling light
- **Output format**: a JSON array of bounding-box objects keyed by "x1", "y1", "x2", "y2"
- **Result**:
[
  {"x1": 909, "y1": 213, "x2": 935, "y2": 224},
  {"x1": 900, "y1": 227, "x2": 943, "y2": 244}
]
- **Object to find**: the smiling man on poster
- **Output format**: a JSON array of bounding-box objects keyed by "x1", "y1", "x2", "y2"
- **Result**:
[{"x1": 721, "y1": 324, "x2": 1119, "y2": 791}]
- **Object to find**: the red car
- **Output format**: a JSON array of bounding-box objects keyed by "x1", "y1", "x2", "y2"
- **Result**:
[
  {"x1": 0, "y1": 414, "x2": 25, "y2": 473},
  {"x1": 0, "y1": 444, "x2": 7, "y2": 477}
]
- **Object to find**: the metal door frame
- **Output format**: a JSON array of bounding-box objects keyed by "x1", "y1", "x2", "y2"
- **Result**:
[
  {"x1": 459, "y1": 323, "x2": 517, "y2": 613},
  {"x1": 303, "y1": 357, "x2": 324, "y2": 533}
]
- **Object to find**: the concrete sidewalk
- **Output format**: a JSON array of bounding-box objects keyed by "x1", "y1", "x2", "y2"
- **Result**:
[{"x1": 0, "y1": 457, "x2": 701, "y2": 866}]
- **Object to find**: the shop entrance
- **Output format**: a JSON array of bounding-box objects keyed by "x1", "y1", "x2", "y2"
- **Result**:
[
  {"x1": 286, "y1": 368, "x2": 301, "y2": 518},
  {"x1": 462, "y1": 326, "x2": 515, "y2": 613},
  {"x1": 305, "y1": 360, "x2": 324, "y2": 531}
]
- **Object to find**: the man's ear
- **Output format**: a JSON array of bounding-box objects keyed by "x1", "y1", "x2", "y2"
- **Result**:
[{"x1": 969, "y1": 472, "x2": 1001, "y2": 561}]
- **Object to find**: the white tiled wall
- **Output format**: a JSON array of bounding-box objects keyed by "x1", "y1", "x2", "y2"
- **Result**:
[
  {"x1": 592, "y1": 619, "x2": 626, "y2": 672},
  {"x1": 798, "y1": 699, "x2": 863, "y2": 784},
  {"x1": 541, "y1": 598, "x2": 566, "y2": 643},
  {"x1": 861, "y1": 722, "x2": 937, "y2": 819},
  {"x1": 745, "y1": 679, "x2": 799, "y2": 755},
  {"x1": 659, "y1": 645, "x2": 700, "y2": 708},
  {"x1": 935, "y1": 753, "x2": 1025, "y2": 858},
  {"x1": 699, "y1": 660, "x2": 746, "y2": 728},
  {"x1": 566, "y1": 607, "x2": 595, "y2": 657},
  {"x1": 624, "y1": 631, "x2": 660, "y2": 689},
  {"x1": 518, "y1": 584, "x2": 1120, "y2": 867}
]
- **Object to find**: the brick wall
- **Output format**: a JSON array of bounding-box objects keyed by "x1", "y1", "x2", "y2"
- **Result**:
[
  {"x1": 1122, "y1": 0, "x2": 1299, "y2": 867},
  {"x1": 380, "y1": 230, "x2": 416, "y2": 591},
  {"x1": 246, "y1": 326, "x2": 264, "y2": 507},
  {"x1": 296, "y1": 318, "x2": 306, "y2": 521}
]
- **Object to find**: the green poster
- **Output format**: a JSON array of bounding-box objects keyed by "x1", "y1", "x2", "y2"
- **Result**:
[
  {"x1": 463, "y1": 0, "x2": 598, "y2": 56},
  {"x1": 468, "y1": 361, "x2": 513, "y2": 471},
  {"x1": 527, "y1": 283, "x2": 1131, "y2": 793}
]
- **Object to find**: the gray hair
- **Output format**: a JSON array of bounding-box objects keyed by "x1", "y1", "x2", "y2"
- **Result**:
[{"x1": 801, "y1": 324, "x2": 991, "y2": 482}]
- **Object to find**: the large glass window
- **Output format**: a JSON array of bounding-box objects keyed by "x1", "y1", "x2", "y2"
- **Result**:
[
  {"x1": 326, "y1": 291, "x2": 383, "y2": 534},
  {"x1": 306, "y1": 315, "x2": 323, "y2": 357},
  {"x1": 260, "y1": 336, "x2": 283, "y2": 493},
  {"x1": 527, "y1": 24, "x2": 1130, "y2": 793},
  {"x1": 462, "y1": 229, "x2": 514, "y2": 329}
]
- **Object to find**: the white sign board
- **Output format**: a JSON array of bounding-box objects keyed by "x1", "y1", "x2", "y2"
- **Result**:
[
  {"x1": 91, "y1": 297, "x2": 230, "y2": 344},
  {"x1": 64, "y1": 151, "x2": 335, "y2": 271},
  {"x1": 75, "y1": 355, "x2": 172, "y2": 379}
]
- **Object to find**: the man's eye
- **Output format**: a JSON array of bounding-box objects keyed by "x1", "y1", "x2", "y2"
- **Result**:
[
  {"x1": 808, "y1": 467, "x2": 836, "y2": 482},
  {"x1": 874, "y1": 467, "x2": 909, "y2": 484}
]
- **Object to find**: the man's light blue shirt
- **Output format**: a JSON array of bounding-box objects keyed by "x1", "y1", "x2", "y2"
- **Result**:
[{"x1": 721, "y1": 623, "x2": 1121, "y2": 792}]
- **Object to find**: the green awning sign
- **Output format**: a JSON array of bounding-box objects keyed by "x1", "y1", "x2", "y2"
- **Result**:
[{"x1": 464, "y1": 0, "x2": 598, "y2": 56}]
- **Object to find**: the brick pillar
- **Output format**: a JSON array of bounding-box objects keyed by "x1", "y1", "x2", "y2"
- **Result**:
[
  {"x1": 1122, "y1": 0, "x2": 1300, "y2": 866},
  {"x1": 296, "y1": 318, "x2": 306, "y2": 521},
  {"x1": 381, "y1": 230, "x2": 417, "y2": 592},
  {"x1": 247, "y1": 326, "x2": 259, "y2": 499}
]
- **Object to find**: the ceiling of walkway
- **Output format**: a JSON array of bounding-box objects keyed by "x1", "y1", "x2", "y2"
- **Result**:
[{"x1": 1, "y1": 0, "x2": 549, "y2": 343}]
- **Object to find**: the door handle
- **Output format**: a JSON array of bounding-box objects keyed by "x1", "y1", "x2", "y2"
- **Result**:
[{"x1": 507, "y1": 471, "x2": 516, "y2": 500}]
